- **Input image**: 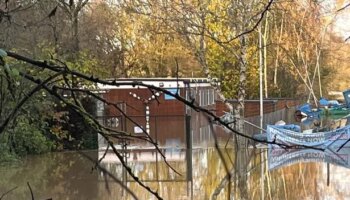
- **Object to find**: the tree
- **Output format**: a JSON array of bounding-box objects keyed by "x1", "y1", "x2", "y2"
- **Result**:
[{"x1": 56, "y1": 0, "x2": 89, "y2": 55}]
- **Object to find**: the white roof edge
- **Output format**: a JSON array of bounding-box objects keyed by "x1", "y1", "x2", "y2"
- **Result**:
[{"x1": 96, "y1": 81, "x2": 213, "y2": 90}]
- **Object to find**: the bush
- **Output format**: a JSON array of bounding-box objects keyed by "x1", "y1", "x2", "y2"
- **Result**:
[
  {"x1": 0, "y1": 136, "x2": 18, "y2": 164},
  {"x1": 10, "y1": 116, "x2": 53, "y2": 156}
]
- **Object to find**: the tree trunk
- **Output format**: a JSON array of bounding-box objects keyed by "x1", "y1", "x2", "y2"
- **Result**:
[
  {"x1": 273, "y1": 14, "x2": 284, "y2": 89},
  {"x1": 191, "y1": 1, "x2": 234, "y2": 113},
  {"x1": 235, "y1": 33, "x2": 247, "y2": 148},
  {"x1": 72, "y1": 13, "x2": 80, "y2": 54}
]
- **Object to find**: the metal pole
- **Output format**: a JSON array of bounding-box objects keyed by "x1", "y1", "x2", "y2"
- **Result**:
[{"x1": 317, "y1": 45, "x2": 322, "y2": 98}]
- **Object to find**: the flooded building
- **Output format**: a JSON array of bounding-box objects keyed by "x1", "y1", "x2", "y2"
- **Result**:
[
  {"x1": 95, "y1": 78, "x2": 301, "y2": 150},
  {"x1": 96, "y1": 78, "x2": 224, "y2": 149}
]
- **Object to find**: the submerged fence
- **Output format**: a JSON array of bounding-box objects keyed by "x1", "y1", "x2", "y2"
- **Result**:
[{"x1": 244, "y1": 106, "x2": 298, "y2": 136}]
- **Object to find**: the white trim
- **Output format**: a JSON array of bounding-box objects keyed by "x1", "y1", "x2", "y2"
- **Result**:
[{"x1": 97, "y1": 81, "x2": 212, "y2": 90}]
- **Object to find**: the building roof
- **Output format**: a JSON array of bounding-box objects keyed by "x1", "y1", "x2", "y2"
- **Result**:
[{"x1": 97, "y1": 78, "x2": 219, "y2": 90}]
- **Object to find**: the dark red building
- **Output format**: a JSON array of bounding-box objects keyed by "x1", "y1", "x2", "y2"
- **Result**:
[{"x1": 96, "y1": 78, "x2": 221, "y2": 149}]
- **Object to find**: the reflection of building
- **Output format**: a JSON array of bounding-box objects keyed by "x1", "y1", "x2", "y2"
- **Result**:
[
  {"x1": 96, "y1": 148, "x2": 191, "y2": 200},
  {"x1": 96, "y1": 78, "x2": 221, "y2": 149},
  {"x1": 99, "y1": 149, "x2": 186, "y2": 164}
]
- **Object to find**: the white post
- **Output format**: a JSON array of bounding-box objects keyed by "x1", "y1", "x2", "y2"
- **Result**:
[
  {"x1": 129, "y1": 91, "x2": 161, "y2": 135},
  {"x1": 259, "y1": 24, "x2": 264, "y2": 133},
  {"x1": 145, "y1": 105, "x2": 150, "y2": 134}
]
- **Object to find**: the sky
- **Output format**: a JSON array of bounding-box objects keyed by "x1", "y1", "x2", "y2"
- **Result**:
[{"x1": 322, "y1": 0, "x2": 350, "y2": 40}]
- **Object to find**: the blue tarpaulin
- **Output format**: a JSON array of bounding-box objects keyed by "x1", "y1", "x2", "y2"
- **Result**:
[
  {"x1": 298, "y1": 103, "x2": 312, "y2": 113},
  {"x1": 319, "y1": 97, "x2": 329, "y2": 106}
]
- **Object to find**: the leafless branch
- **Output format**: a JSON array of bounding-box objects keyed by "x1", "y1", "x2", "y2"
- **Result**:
[
  {"x1": 207, "y1": 116, "x2": 232, "y2": 199},
  {"x1": 337, "y1": 3, "x2": 350, "y2": 12},
  {"x1": 345, "y1": 36, "x2": 350, "y2": 42},
  {"x1": 79, "y1": 150, "x2": 139, "y2": 200},
  {"x1": 27, "y1": 182, "x2": 34, "y2": 200},
  {"x1": 0, "y1": 186, "x2": 18, "y2": 200}
]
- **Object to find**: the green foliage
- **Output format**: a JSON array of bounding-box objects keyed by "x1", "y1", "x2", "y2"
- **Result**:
[
  {"x1": 0, "y1": 59, "x2": 68, "y2": 160},
  {"x1": 66, "y1": 50, "x2": 105, "y2": 77},
  {"x1": 0, "y1": 135, "x2": 19, "y2": 164},
  {"x1": 10, "y1": 116, "x2": 53, "y2": 156},
  {"x1": 65, "y1": 97, "x2": 98, "y2": 149},
  {"x1": 206, "y1": 34, "x2": 260, "y2": 99},
  {"x1": 0, "y1": 45, "x2": 99, "y2": 159}
]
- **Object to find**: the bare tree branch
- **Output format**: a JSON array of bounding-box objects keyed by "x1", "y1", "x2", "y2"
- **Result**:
[
  {"x1": 337, "y1": 3, "x2": 350, "y2": 12},
  {"x1": 0, "y1": 186, "x2": 18, "y2": 200},
  {"x1": 79, "y1": 150, "x2": 139, "y2": 200},
  {"x1": 27, "y1": 182, "x2": 34, "y2": 200}
]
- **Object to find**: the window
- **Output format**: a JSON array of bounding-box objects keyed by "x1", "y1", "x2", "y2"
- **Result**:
[
  {"x1": 197, "y1": 88, "x2": 215, "y2": 106},
  {"x1": 204, "y1": 89, "x2": 208, "y2": 106},
  {"x1": 209, "y1": 89, "x2": 215, "y2": 105},
  {"x1": 96, "y1": 100, "x2": 105, "y2": 117}
]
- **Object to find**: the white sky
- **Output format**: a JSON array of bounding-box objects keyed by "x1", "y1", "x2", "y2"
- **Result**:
[{"x1": 322, "y1": 0, "x2": 350, "y2": 39}]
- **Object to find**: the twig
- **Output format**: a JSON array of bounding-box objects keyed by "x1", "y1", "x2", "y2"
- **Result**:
[
  {"x1": 79, "y1": 151, "x2": 139, "y2": 200},
  {"x1": 337, "y1": 138, "x2": 350, "y2": 152},
  {"x1": 207, "y1": 116, "x2": 231, "y2": 199},
  {"x1": 337, "y1": 3, "x2": 350, "y2": 12},
  {"x1": 107, "y1": 140, "x2": 163, "y2": 199},
  {"x1": 27, "y1": 182, "x2": 34, "y2": 200},
  {"x1": 1, "y1": 50, "x2": 329, "y2": 200},
  {"x1": 94, "y1": 144, "x2": 110, "y2": 170},
  {"x1": 0, "y1": 186, "x2": 18, "y2": 200}
]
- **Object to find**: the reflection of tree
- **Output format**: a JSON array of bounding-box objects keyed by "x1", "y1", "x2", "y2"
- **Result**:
[
  {"x1": 235, "y1": 149, "x2": 252, "y2": 200},
  {"x1": 246, "y1": 150, "x2": 322, "y2": 200},
  {"x1": 3, "y1": 147, "x2": 348, "y2": 199},
  {"x1": 209, "y1": 148, "x2": 255, "y2": 200}
]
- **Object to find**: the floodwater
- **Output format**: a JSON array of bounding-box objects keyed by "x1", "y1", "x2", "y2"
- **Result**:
[
  {"x1": 1, "y1": 111, "x2": 350, "y2": 200},
  {"x1": 1, "y1": 146, "x2": 350, "y2": 199}
]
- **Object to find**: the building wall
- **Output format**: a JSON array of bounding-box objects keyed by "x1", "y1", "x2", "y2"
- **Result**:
[
  {"x1": 102, "y1": 88, "x2": 186, "y2": 117},
  {"x1": 98, "y1": 85, "x2": 217, "y2": 148}
]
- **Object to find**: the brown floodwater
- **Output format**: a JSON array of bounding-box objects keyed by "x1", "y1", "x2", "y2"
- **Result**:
[
  {"x1": 1, "y1": 146, "x2": 350, "y2": 200},
  {"x1": 1, "y1": 110, "x2": 349, "y2": 200}
]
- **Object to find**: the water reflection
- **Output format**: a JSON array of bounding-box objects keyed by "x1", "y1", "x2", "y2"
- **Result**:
[
  {"x1": 2, "y1": 147, "x2": 350, "y2": 199},
  {"x1": 0, "y1": 151, "x2": 99, "y2": 200},
  {"x1": 268, "y1": 147, "x2": 350, "y2": 170}
]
